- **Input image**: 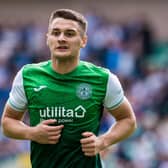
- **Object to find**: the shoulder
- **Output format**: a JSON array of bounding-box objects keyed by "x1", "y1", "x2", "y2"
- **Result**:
[
  {"x1": 23, "y1": 60, "x2": 49, "y2": 70},
  {"x1": 80, "y1": 61, "x2": 110, "y2": 76},
  {"x1": 23, "y1": 61, "x2": 50, "y2": 74}
]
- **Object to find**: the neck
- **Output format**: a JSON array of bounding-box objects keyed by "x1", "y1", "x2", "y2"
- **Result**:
[{"x1": 51, "y1": 57, "x2": 79, "y2": 74}]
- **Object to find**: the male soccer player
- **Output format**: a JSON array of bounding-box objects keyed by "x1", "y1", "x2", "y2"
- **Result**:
[{"x1": 1, "y1": 9, "x2": 136, "y2": 168}]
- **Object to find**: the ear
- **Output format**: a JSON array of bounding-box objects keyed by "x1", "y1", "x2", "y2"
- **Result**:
[
  {"x1": 81, "y1": 35, "x2": 87, "y2": 48},
  {"x1": 46, "y1": 33, "x2": 49, "y2": 46}
]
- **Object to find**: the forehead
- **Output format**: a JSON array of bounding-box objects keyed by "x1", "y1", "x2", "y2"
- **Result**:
[{"x1": 49, "y1": 18, "x2": 80, "y2": 32}]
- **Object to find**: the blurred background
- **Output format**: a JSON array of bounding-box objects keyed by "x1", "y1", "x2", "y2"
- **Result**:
[{"x1": 0, "y1": 1, "x2": 168, "y2": 168}]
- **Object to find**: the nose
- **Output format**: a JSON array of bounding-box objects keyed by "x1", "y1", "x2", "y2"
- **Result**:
[{"x1": 58, "y1": 33, "x2": 66, "y2": 42}]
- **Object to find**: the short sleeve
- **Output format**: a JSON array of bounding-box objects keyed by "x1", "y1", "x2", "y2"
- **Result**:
[
  {"x1": 7, "y1": 68, "x2": 28, "y2": 112},
  {"x1": 103, "y1": 72, "x2": 124, "y2": 109}
]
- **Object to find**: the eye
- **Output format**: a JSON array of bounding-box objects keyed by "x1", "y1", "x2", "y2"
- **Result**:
[
  {"x1": 51, "y1": 31, "x2": 60, "y2": 36},
  {"x1": 65, "y1": 31, "x2": 76, "y2": 37}
]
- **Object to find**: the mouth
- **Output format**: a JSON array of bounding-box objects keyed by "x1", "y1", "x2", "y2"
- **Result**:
[{"x1": 56, "y1": 46, "x2": 69, "y2": 50}]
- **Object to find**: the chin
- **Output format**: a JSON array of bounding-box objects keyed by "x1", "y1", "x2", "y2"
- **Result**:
[
  {"x1": 53, "y1": 54, "x2": 72, "y2": 60},
  {"x1": 54, "y1": 51, "x2": 68, "y2": 57}
]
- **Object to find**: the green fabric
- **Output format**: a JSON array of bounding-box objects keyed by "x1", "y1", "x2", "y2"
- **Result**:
[{"x1": 23, "y1": 60, "x2": 109, "y2": 168}]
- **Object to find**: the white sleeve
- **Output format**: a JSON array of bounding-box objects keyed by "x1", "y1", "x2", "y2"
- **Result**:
[
  {"x1": 7, "y1": 68, "x2": 28, "y2": 112},
  {"x1": 103, "y1": 72, "x2": 124, "y2": 109}
]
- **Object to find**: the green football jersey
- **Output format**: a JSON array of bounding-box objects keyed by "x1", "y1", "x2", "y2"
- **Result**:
[{"x1": 8, "y1": 60, "x2": 124, "y2": 168}]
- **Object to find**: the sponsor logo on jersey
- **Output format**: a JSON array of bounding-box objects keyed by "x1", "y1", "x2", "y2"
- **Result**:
[
  {"x1": 39, "y1": 105, "x2": 86, "y2": 123},
  {"x1": 76, "y1": 83, "x2": 92, "y2": 100},
  {"x1": 34, "y1": 85, "x2": 47, "y2": 92}
]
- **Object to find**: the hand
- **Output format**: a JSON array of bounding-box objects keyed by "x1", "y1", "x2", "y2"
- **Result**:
[
  {"x1": 31, "y1": 119, "x2": 64, "y2": 144},
  {"x1": 80, "y1": 132, "x2": 104, "y2": 157}
]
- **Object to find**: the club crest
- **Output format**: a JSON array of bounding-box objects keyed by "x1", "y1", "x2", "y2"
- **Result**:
[{"x1": 76, "y1": 83, "x2": 92, "y2": 100}]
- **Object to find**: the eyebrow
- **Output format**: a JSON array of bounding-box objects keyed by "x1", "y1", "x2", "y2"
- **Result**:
[
  {"x1": 51, "y1": 28, "x2": 77, "y2": 32},
  {"x1": 50, "y1": 27, "x2": 83, "y2": 36}
]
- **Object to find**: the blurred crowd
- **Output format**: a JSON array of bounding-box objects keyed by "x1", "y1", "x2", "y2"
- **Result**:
[{"x1": 0, "y1": 11, "x2": 168, "y2": 168}]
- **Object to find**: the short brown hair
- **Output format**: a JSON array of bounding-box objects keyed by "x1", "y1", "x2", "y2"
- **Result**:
[{"x1": 49, "y1": 9, "x2": 87, "y2": 35}]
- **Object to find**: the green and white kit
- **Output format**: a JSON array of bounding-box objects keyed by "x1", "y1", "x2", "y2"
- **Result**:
[{"x1": 8, "y1": 60, "x2": 124, "y2": 168}]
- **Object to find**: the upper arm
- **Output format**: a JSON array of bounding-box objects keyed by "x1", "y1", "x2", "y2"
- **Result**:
[
  {"x1": 103, "y1": 72, "x2": 124, "y2": 110},
  {"x1": 107, "y1": 97, "x2": 136, "y2": 121},
  {"x1": 8, "y1": 67, "x2": 28, "y2": 111},
  {"x1": 103, "y1": 72, "x2": 135, "y2": 121},
  {"x1": 1, "y1": 67, "x2": 28, "y2": 123},
  {"x1": 2, "y1": 103, "x2": 25, "y2": 121},
  {"x1": 1, "y1": 103, "x2": 27, "y2": 139}
]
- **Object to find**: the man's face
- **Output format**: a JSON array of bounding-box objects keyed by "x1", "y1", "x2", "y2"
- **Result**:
[{"x1": 47, "y1": 18, "x2": 87, "y2": 60}]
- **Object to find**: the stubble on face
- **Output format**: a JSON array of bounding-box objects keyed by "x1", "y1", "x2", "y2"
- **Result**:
[{"x1": 47, "y1": 18, "x2": 86, "y2": 61}]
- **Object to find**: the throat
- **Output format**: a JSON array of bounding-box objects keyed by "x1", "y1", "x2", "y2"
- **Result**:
[{"x1": 52, "y1": 58, "x2": 79, "y2": 74}]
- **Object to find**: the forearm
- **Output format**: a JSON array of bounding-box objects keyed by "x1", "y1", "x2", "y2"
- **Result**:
[
  {"x1": 2, "y1": 117, "x2": 32, "y2": 140},
  {"x1": 2, "y1": 117, "x2": 64, "y2": 144},
  {"x1": 100, "y1": 97, "x2": 137, "y2": 149},
  {"x1": 100, "y1": 117, "x2": 136, "y2": 149}
]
